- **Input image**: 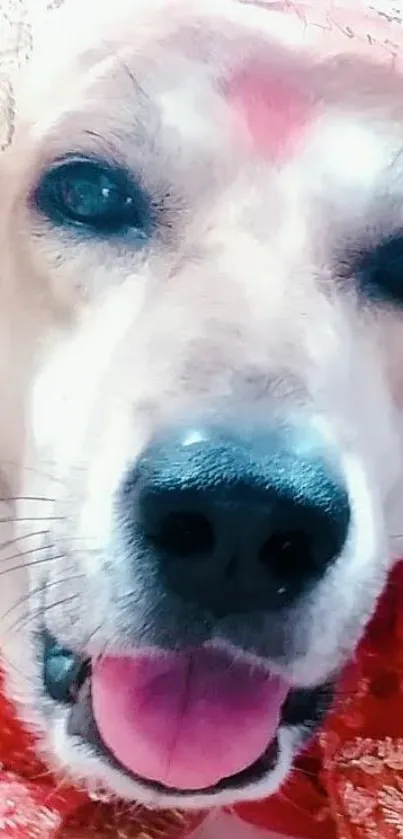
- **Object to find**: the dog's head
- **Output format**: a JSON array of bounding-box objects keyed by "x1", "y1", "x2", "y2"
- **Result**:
[{"x1": 1, "y1": 0, "x2": 403, "y2": 811}]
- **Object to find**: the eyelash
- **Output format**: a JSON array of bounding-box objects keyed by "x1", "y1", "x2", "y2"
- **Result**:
[{"x1": 350, "y1": 235, "x2": 403, "y2": 305}]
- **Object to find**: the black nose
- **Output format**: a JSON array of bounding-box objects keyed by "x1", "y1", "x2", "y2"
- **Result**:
[{"x1": 124, "y1": 424, "x2": 350, "y2": 615}]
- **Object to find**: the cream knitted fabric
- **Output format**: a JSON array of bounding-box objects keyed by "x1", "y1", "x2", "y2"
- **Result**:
[{"x1": 0, "y1": 0, "x2": 66, "y2": 149}]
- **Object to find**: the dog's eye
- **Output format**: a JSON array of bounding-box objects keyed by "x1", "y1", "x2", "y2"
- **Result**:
[
  {"x1": 34, "y1": 158, "x2": 151, "y2": 237},
  {"x1": 355, "y1": 235, "x2": 403, "y2": 303}
]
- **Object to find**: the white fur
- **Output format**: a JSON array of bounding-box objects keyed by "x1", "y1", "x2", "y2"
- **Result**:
[{"x1": 0, "y1": 0, "x2": 403, "y2": 834}]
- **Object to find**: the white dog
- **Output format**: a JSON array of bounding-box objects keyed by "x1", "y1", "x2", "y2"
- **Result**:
[{"x1": 0, "y1": 1, "x2": 403, "y2": 836}]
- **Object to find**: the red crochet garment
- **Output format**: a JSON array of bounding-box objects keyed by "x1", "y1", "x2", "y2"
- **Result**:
[
  {"x1": 0, "y1": 673, "x2": 203, "y2": 838},
  {"x1": 0, "y1": 563, "x2": 402, "y2": 838},
  {"x1": 237, "y1": 561, "x2": 403, "y2": 839}
]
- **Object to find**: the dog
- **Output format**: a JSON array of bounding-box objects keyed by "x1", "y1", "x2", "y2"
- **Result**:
[{"x1": 1, "y1": 0, "x2": 403, "y2": 831}]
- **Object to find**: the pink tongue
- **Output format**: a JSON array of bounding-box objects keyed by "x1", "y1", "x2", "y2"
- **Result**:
[{"x1": 91, "y1": 648, "x2": 289, "y2": 791}]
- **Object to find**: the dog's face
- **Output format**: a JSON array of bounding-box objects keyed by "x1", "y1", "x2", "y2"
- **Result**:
[{"x1": 1, "y1": 0, "x2": 403, "y2": 811}]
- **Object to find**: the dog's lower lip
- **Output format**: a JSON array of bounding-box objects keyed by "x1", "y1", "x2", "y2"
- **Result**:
[{"x1": 43, "y1": 631, "x2": 90, "y2": 703}]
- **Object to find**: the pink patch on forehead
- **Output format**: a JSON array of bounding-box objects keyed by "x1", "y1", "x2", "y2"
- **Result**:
[{"x1": 227, "y1": 66, "x2": 316, "y2": 159}]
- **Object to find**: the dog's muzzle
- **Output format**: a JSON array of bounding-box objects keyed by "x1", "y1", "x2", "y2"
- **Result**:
[{"x1": 44, "y1": 420, "x2": 348, "y2": 794}]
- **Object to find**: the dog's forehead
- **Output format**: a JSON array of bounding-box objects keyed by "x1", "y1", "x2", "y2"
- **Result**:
[{"x1": 226, "y1": 64, "x2": 316, "y2": 158}]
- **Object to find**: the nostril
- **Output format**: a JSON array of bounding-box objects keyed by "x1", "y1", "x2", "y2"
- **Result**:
[
  {"x1": 259, "y1": 529, "x2": 315, "y2": 586},
  {"x1": 152, "y1": 511, "x2": 215, "y2": 559}
]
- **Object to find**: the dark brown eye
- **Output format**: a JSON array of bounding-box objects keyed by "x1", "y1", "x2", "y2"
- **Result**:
[
  {"x1": 355, "y1": 235, "x2": 403, "y2": 303},
  {"x1": 34, "y1": 158, "x2": 151, "y2": 238}
]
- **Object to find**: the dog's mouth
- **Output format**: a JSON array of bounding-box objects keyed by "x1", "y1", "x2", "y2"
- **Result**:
[{"x1": 43, "y1": 634, "x2": 333, "y2": 795}]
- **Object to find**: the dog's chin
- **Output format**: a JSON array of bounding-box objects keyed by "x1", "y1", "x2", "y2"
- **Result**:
[{"x1": 42, "y1": 634, "x2": 334, "y2": 809}]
